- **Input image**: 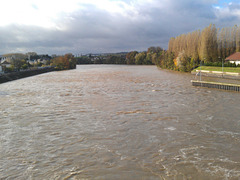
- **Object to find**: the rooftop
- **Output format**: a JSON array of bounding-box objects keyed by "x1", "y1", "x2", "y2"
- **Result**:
[{"x1": 226, "y1": 52, "x2": 240, "y2": 61}]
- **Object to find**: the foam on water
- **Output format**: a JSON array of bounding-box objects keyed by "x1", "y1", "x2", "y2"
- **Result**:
[{"x1": 1, "y1": 65, "x2": 240, "y2": 179}]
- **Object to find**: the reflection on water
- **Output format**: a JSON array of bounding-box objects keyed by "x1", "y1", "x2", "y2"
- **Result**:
[{"x1": 1, "y1": 65, "x2": 240, "y2": 179}]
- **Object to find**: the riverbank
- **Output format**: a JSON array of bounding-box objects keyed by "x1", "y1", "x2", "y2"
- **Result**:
[
  {"x1": 0, "y1": 67, "x2": 56, "y2": 84},
  {"x1": 191, "y1": 80, "x2": 240, "y2": 92},
  {"x1": 191, "y1": 69, "x2": 240, "y2": 80}
]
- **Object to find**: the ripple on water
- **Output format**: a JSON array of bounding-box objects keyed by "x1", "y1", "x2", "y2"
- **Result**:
[
  {"x1": 0, "y1": 91, "x2": 9, "y2": 96},
  {"x1": 1, "y1": 65, "x2": 240, "y2": 179}
]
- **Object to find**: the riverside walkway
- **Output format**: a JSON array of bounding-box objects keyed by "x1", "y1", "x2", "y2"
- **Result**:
[
  {"x1": 191, "y1": 70, "x2": 240, "y2": 92},
  {"x1": 192, "y1": 70, "x2": 240, "y2": 79},
  {"x1": 191, "y1": 80, "x2": 240, "y2": 92}
]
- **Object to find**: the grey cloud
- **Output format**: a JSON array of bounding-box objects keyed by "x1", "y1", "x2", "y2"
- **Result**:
[
  {"x1": 228, "y1": 2, "x2": 240, "y2": 10},
  {"x1": 213, "y1": 2, "x2": 240, "y2": 28},
  {"x1": 0, "y1": 25, "x2": 73, "y2": 54},
  {"x1": 0, "y1": 0, "x2": 239, "y2": 54}
]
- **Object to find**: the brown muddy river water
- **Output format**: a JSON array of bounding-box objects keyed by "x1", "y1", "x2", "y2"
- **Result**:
[{"x1": 1, "y1": 65, "x2": 240, "y2": 179}]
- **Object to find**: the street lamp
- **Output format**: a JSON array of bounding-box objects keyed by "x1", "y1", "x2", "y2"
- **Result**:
[
  {"x1": 219, "y1": 56, "x2": 224, "y2": 77},
  {"x1": 200, "y1": 58, "x2": 206, "y2": 82},
  {"x1": 222, "y1": 57, "x2": 224, "y2": 77},
  {"x1": 200, "y1": 60, "x2": 202, "y2": 81}
]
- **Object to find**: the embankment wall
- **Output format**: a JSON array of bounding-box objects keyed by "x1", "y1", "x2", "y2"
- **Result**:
[
  {"x1": 191, "y1": 70, "x2": 240, "y2": 80},
  {"x1": 0, "y1": 67, "x2": 56, "y2": 84}
]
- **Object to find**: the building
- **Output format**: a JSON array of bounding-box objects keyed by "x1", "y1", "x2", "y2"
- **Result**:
[
  {"x1": 27, "y1": 60, "x2": 37, "y2": 65},
  {"x1": 225, "y1": 52, "x2": 240, "y2": 65},
  {"x1": 1, "y1": 60, "x2": 11, "y2": 68},
  {"x1": 0, "y1": 60, "x2": 11, "y2": 73}
]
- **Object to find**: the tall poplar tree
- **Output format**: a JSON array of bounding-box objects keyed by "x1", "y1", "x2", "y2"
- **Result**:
[
  {"x1": 199, "y1": 24, "x2": 212, "y2": 62},
  {"x1": 220, "y1": 28, "x2": 227, "y2": 59},
  {"x1": 236, "y1": 26, "x2": 240, "y2": 52}
]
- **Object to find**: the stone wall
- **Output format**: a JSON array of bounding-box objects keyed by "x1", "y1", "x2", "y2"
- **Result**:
[{"x1": 0, "y1": 67, "x2": 56, "y2": 84}]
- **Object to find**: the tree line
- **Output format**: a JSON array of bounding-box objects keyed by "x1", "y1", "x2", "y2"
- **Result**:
[
  {"x1": 125, "y1": 47, "x2": 163, "y2": 65},
  {"x1": 162, "y1": 24, "x2": 240, "y2": 71},
  {"x1": 30, "y1": 23, "x2": 240, "y2": 73},
  {"x1": 75, "y1": 47, "x2": 164, "y2": 65},
  {"x1": 75, "y1": 54, "x2": 126, "y2": 65},
  {"x1": 121, "y1": 24, "x2": 240, "y2": 72},
  {"x1": 2, "y1": 53, "x2": 77, "y2": 73}
]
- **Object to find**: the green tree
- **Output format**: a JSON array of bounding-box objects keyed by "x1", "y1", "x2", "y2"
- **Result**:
[
  {"x1": 126, "y1": 51, "x2": 138, "y2": 64},
  {"x1": 76, "y1": 56, "x2": 92, "y2": 64},
  {"x1": 236, "y1": 26, "x2": 240, "y2": 52},
  {"x1": 53, "y1": 53, "x2": 76, "y2": 70},
  {"x1": 11, "y1": 59, "x2": 26, "y2": 71},
  {"x1": 135, "y1": 52, "x2": 146, "y2": 65},
  {"x1": 219, "y1": 27, "x2": 227, "y2": 59},
  {"x1": 65, "y1": 53, "x2": 76, "y2": 69},
  {"x1": 21, "y1": 64, "x2": 28, "y2": 70},
  {"x1": 144, "y1": 53, "x2": 154, "y2": 65},
  {"x1": 199, "y1": 24, "x2": 217, "y2": 63},
  {"x1": 157, "y1": 51, "x2": 175, "y2": 70}
]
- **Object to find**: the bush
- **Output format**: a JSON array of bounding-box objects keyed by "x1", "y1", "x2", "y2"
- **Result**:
[
  {"x1": 21, "y1": 64, "x2": 28, "y2": 70},
  {"x1": 203, "y1": 61, "x2": 238, "y2": 67}
]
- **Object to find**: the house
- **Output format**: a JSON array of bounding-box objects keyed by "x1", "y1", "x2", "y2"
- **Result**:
[
  {"x1": 0, "y1": 60, "x2": 11, "y2": 73},
  {"x1": 0, "y1": 56, "x2": 14, "y2": 63},
  {"x1": 1, "y1": 60, "x2": 11, "y2": 68},
  {"x1": 225, "y1": 52, "x2": 240, "y2": 65},
  {"x1": 27, "y1": 60, "x2": 37, "y2": 65}
]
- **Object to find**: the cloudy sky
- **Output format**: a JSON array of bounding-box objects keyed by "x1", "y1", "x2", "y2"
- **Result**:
[{"x1": 0, "y1": 0, "x2": 240, "y2": 55}]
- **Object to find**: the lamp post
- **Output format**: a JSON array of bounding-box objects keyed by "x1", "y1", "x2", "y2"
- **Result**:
[
  {"x1": 222, "y1": 57, "x2": 224, "y2": 78},
  {"x1": 200, "y1": 58, "x2": 206, "y2": 82},
  {"x1": 200, "y1": 60, "x2": 202, "y2": 81},
  {"x1": 219, "y1": 56, "x2": 224, "y2": 77}
]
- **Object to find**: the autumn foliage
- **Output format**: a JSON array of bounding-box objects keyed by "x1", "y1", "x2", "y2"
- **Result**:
[
  {"x1": 156, "y1": 24, "x2": 240, "y2": 72},
  {"x1": 52, "y1": 53, "x2": 76, "y2": 70}
]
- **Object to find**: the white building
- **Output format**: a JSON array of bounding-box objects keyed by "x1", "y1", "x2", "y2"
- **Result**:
[{"x1": 225, "y1": 52, "x2": 240, "y2": 65}]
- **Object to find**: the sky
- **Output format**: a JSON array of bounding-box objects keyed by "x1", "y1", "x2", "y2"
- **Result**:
[{"x1": 0, "y1": 0, "x2": 240, "y2": 55}]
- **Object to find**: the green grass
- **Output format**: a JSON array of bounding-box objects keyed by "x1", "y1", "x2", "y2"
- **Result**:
[{"x1": 192, "y1": 66, "x2": 240, "y2": 73}]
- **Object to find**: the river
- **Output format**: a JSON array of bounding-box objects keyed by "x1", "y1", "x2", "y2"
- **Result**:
[{"x1": 1, "y1": 65, "x2": 240, "y2": 179}]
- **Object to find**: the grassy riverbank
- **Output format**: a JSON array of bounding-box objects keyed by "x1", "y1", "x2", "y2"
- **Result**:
[{"x1": 192, "y1": 66, "x2": 240, "y2": 73}]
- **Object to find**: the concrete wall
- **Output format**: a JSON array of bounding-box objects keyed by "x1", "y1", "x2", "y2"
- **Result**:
[
  {"x1": 192, "y1": 70, "x2": 240, "y2": 80},
  {"x1": 191, "y1": 80, "x2": 240, "y2": 92},
  {"x1": 0, "y1": 67, "x2": 55, "y2": 84}
]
